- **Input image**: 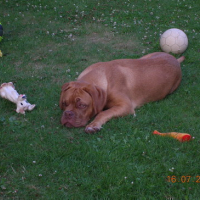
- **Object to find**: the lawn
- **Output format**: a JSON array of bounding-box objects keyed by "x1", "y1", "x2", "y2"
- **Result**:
[{"x1": 0, "y1": 0, "x2": 200, "y2": 199}]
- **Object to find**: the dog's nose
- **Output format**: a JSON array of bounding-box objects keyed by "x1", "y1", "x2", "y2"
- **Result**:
[{"x1": 64, "y1": 110, "x2": 74, "y2": 118}]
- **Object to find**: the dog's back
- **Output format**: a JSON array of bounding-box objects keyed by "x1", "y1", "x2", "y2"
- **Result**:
[{"x1": 78, "y1": 52, "x2": 183, "y2": 107}]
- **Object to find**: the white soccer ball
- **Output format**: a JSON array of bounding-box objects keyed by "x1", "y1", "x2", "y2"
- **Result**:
[{"x1": 160, "y1": 28, "x2": 188, "y2": 54}]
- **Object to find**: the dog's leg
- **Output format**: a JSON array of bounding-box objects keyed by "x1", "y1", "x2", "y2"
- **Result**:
[{"x1": 85, "y1": 103, "x2": 134, "y2": 134}]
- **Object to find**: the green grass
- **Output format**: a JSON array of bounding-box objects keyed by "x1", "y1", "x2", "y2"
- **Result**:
[{"x1": 1, "y1": 0, "x2": 200, "y2": 199}]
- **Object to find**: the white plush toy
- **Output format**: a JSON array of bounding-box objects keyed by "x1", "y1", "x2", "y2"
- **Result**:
[{"x1": 0, "y1": 82, "x2": 36, "y2": 114}]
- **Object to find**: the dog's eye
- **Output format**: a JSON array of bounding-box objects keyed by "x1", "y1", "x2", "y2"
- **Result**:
[
  {"x1": 62, "y1": 102, "x2": 68, "y2": 107},
  {"x1": 21, "y1": 103, "x2": 23, "y2": 105}
]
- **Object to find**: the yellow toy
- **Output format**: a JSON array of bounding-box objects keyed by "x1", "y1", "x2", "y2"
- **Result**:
[{"x1": 153, "y1": 130, "x2": 192, "y2": 142}]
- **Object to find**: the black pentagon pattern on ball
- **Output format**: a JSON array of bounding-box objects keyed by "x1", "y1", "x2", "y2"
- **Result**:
[{"x1": 0, "y1": 24, "x2": 3, "y2": 37}]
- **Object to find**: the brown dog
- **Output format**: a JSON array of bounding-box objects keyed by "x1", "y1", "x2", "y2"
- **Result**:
[{"x1": 60, "y1": 52, "x2": 184, "y2": 133}]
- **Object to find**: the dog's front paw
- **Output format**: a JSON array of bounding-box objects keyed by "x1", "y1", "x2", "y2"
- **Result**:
[{"x1": 85, "y1": 123, "x2": 102, "y2": 134}]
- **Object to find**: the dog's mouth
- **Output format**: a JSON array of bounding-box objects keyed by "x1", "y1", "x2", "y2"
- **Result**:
[
  {"x1": 61, "y1": 117, "x2": 86, "y2": 128},
  {"x1": 63, "y1": 121, "x2": 87, "y2": 128},
  {"x1": 64, "y1": 122, "x2": 74, "y2": 128},
  {"x1": 61, "y1": 111, "x2": 89, "y2": 128},
  {"x1": 62, "y1": 118, "x2": 88, "y2": 128}
]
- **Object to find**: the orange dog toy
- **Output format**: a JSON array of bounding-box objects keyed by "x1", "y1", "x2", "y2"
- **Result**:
[{"x1": 153, "y1": 130, "x2": 192, "y2": 142}]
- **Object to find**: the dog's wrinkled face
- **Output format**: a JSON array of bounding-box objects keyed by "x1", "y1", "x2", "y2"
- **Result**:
[
  {"x1": 60, "y1": 82, "x2": 96, "y2": 128},
  {"x1": 60, "y1": 81, "x2": 106, "y2": 128}
]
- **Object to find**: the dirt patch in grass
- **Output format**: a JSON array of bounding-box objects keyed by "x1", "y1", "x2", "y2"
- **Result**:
[{"x1": 80, "y1": 23, "x2": 142, "y2": 55}]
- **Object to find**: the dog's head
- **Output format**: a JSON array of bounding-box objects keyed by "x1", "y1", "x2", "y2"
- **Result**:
[{"x1": 59, "y1": 81, "x2": 106, "y2": 128}]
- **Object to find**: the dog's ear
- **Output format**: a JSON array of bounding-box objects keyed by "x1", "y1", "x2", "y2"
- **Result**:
[
  {"x1": 83, "y1": 84, "x2": 107, "y2": 115},
  {"x1": 61, "y1": 82, "x2": 71, "y2": 92},
  {"x1": 59, "y1": 82, "x2": 71, "y2": 110}
]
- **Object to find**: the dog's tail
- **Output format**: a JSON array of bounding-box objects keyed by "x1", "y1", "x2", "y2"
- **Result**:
[{"x1": 177, "y1": 56, "x2": 185, "y2": 63}]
